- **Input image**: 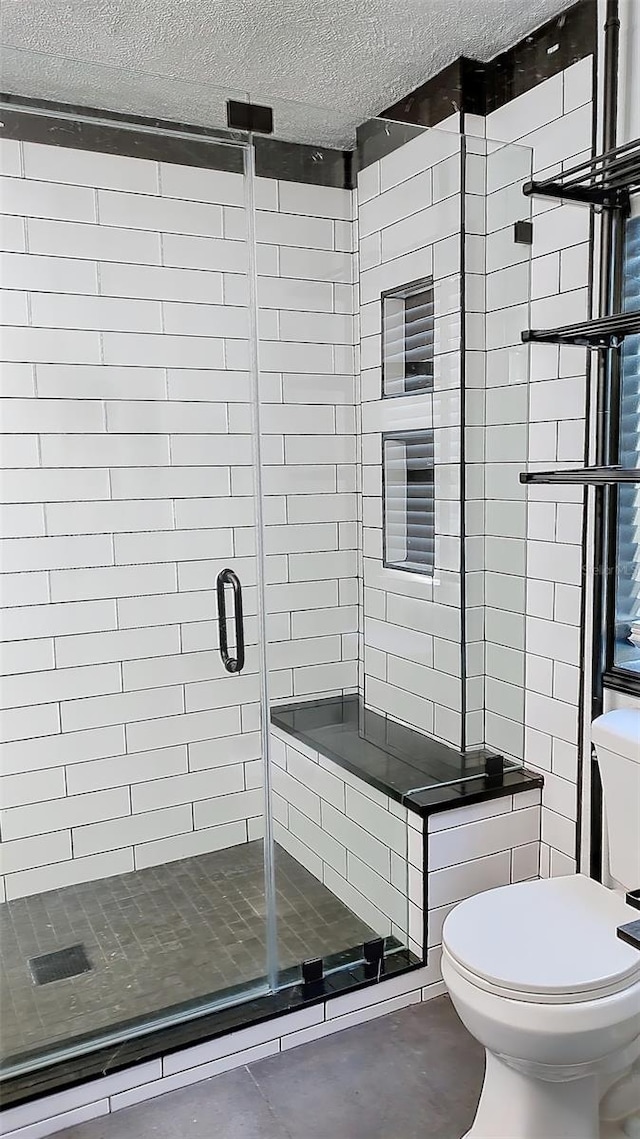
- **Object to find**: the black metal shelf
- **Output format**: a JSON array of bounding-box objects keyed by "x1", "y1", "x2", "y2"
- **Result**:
[
  {"x1": 521, "y1": 311, "x2": 640, "y2": 349},
  {"x1": 520, "y1": 466, "x2": 640, "y2": 486},
  {"x1": 523, "y1": 138, "x2": 640, "y2": 210}
]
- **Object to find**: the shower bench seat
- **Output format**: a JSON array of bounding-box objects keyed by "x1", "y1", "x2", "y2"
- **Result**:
[{"x1": 271, "y1": 694, "x2": 543, "y2": 972}]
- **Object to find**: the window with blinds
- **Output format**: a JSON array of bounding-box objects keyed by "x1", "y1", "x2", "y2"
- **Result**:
[
  {"x1": 613, "y1": 216, "x2": 640, "y2": 675},
  {"x1": 383, "y1": 431, "x2": 435, "y2": 575},
  {"x1": 382, "y1": 279, "x2": 434, "y2": 397}
]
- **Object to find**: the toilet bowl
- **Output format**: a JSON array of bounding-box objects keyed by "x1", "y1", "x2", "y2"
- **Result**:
[{"x1": 441, "y1": 710, "x2": 640, "y2": 1139}]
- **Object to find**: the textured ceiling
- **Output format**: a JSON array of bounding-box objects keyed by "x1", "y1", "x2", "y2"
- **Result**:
[{"x1": 1, "y1": 0, "x2": 575, "y2": 147}]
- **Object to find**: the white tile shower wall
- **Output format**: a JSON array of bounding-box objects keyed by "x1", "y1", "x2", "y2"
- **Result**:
[
  {"x1": 464, "y1": 135, "x2": 533, "y2": 757},
  {"x1": 270, "y1": 726, "x2": 423, "y2": 956},
  {"x1": 484, "y1": 57, "x2": 594, "y2": 875},
  {"x1": 357, "y1": 130, "x2": 464, "y2": 748},
  {"x1": 256, "y1": 179, "x2": 359, "y2": 704},
  {"x1": 0, "y1": 141, "x2": 270, "y2": 899}
]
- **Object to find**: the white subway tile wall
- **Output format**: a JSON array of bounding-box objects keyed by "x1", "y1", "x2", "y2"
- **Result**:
[
  {"x1": 258, "y1": 179, "x2": 358, "y2": 704},
  {"x1": 357, "y1": 129, "x2": 464, "y2": 748},
  {"x1": 0, "y1": 151, "x2": 226, "y2": 893},
  {"x1": 484, "y1": 56, "x2": 594, "y2": 875},
  {"x1": 466, "y1": 134, "x2": 533, "y2": 758},
  {"x1": 0, "y1": 142, "x2": 360, "y2": 899}
]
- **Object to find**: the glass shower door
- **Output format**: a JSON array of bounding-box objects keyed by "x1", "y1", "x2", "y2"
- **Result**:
[
  {"x1": 250, "y1": 112, "x2": 407, "y2": 981},
  {"x1": 0, "y1": 102, "x2": 276, "y2": 1075}
]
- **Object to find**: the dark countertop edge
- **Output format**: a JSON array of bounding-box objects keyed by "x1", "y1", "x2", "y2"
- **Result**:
[
  {"x1": 407, "y1": 769, "x2": 544, "y2": 817},
  {"x1": 271, "y1": 707, "x2": 543, "y2": 817},
  {"x1": 0, "y1": 945, "x2": 422, "y2": 1109}
]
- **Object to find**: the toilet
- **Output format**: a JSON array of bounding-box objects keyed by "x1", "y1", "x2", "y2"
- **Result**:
[{"x1": 441, "y1": 709, "x2": 640, "y2": 1139}]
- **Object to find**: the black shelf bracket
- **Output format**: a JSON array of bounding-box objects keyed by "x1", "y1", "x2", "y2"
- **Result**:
[
  {"x1": 522, "y1": 138, "x2": 640, "y2": 211},
  {"x1": 520, "y1": 466, "x2": 640, "y2": 486},
  {"x1": 523, "y1": 181, "x2": 629, "y2": 210},
  {"x1": 522, "y1": 312, "x2": 640, "y2": 349}
]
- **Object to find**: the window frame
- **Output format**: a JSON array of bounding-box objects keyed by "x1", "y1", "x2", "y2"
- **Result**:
[
  {"x1": 603, "y1": 215, "x2": 640, "y2": 698},
  {"x1": 604, "y1": 479, "x2": 640, "y2": 697}
]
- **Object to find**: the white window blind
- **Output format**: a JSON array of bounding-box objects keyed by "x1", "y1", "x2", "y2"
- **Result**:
[
  {"x1": 383, "y1": 431, "x2": 435, "y2": 575},
  {"x1": 382, "y1": 279, "x2": 434, "y2": 397}
]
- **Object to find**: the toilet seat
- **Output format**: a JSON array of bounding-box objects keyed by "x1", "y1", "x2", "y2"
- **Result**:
[{"x1": 442, "y1": 874, "x2": 640, "y2": 1005}]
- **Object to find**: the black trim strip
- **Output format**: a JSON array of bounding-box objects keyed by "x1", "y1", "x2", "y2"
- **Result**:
[
  {"x1": 0, "y1": 948, "x2": 421, "y2": 1109},
  {"x1": 377, "y1": 3, "x2": 596, "y2": 129},
  {"x1": 357, "y1": 0, "x2": 596, "y2": 170},
  {"x1": 482, "y1": 0, "x2": 597, "y2": 115},
  {"x1": 0, "y1": 99, "x2": 246, "y2": 173},
  {"x1": 0, "y1": 96, "x2": 354, "y2": 188}
]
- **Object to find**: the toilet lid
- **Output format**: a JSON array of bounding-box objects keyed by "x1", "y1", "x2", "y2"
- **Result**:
[{"x1": 442, "y1": 875, "x2": 640, "y2": 1001}]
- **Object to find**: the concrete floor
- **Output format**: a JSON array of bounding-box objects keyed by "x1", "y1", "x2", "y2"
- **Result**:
[{"x1": 58, "y1": 996, "x2": 484, "y2": 1139}]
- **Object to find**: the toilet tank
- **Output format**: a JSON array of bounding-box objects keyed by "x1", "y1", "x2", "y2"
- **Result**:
[{"x1": 591, "y1": 709, "x2": 640, "y2": 890}]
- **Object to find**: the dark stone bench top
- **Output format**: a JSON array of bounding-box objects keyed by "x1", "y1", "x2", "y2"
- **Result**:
[{"x1": 271, "y1": 695, "x2": 543, "y2": 819}]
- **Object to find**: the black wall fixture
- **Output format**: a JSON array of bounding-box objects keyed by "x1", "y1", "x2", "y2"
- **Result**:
[
  {"x1": 226, "y1": 100, "x2": 273, "y2": 134},
  {"x1": 514, "y1": 220, "x2": 533, "y2": 245}
]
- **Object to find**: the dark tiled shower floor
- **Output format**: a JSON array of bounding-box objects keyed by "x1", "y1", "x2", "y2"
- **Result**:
[{"x1": 0, "y1": 842, "x2": 374, "y2": 1069}]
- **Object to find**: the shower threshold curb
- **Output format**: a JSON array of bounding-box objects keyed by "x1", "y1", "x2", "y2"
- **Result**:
[{"x1": 0, "y1": 945, "x2": 421, "y2": 1112}]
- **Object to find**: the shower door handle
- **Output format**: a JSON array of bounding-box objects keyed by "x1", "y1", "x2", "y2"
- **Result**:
[{"x1": 216, "y1": 568, "x2": 245, "y2": 674}]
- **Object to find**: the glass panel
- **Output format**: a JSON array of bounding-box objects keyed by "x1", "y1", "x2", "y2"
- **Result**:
[
  {"x1": 0, "y1": 83, "x2": 277, "y2": 1078},
  {"x1": 257, "y1": 118, "x2": 533, "y2": 984},
  {"x1": 255, "y1": 112, "x2": 413, "y2": 980},
  {"x1": 0, "y1": 59, "x2": 540, "y2": 1073},
  {"x1": 474, "y1": 135, "x2": 533, "y2": 763}
]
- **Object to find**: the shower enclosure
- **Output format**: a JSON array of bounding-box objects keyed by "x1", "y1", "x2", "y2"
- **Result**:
[
  {"x1": 0, "y1": 68, "x2": 402, "y2": 1082},
  {"x1": 0, "y1": 57, "x2": 533, "y2": 1088}
]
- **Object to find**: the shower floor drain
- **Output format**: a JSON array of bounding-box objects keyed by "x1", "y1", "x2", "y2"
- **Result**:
[{"x1": 29, "y1": 944, "x2": 92, "y2": 986}]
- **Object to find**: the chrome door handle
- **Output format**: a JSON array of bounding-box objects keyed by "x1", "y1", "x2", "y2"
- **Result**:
[{"x1": 216, "y1": 568, "x2": 245, "y2": 674}]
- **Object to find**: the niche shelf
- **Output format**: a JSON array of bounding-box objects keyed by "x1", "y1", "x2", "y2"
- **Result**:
[{"x1": 522, "y1": 138, "x2": 640, "y2": 211}]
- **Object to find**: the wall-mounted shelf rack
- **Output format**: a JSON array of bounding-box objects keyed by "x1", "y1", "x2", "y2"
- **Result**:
[
  {"x1": 522, "y1": 139, "x2": 640, "y2": 210},
  {"x1": 520, "y1": 466, "x2": 640, "y2": 486},
  {"x1": 522, "y1": 312, "x2": 640, "y2": 348}
]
